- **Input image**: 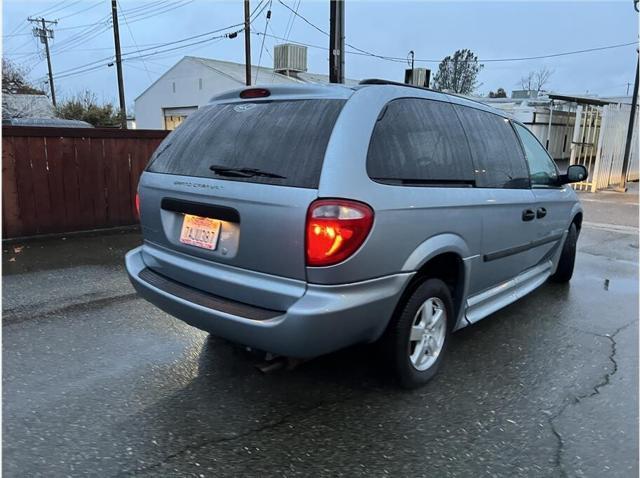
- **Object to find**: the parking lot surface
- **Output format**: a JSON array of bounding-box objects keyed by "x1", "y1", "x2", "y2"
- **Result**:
[{"x1": 3, "y1": 192, "x2": 638, "y2": 477}]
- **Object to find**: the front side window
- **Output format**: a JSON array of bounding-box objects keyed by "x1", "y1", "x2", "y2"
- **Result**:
[
  {"x1": 514, "y1": 123, "x2": 559, "y2": 187},
  {"x1": 454, "y1": 105, "x2": 530, "y2": 189},
  {"x1": 367, "y1": 98, "x2": 475, "y2": 186}
]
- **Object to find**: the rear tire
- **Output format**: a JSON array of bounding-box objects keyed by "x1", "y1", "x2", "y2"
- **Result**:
[
  {"x1": 549, "y1": 222, "x2": 578, "y2": 283},
  {"x1": 382, "y1": 278, "x2": 453, "y2": 389}
]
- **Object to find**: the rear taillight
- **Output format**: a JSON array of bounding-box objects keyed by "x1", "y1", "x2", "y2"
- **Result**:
[
  {"x1": 135, "y1": 192, "x2": 140, "y2": 218},
  {"x1": 306, "y1": 199, "x2": 374, "y2": 267}
]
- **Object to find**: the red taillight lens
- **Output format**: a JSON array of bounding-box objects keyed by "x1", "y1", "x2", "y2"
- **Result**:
[
  {"x1": 135, "y1": 192, "x2": 140, "y2": 218},
  {"x1": 306, "y1": 199, "x2": 374, "y2": 267},
  {"x1": 240, "y1": 88, "x2": 270, "y2": 99}
]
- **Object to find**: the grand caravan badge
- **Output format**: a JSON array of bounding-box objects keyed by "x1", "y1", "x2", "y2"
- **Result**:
[{"x1": 234, "y1": 104, "x2": 257, "y2": 112}]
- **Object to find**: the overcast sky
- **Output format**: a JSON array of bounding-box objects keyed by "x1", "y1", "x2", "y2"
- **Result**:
[{"x1": 3, "y1": 0, "x2": 638, "y2": 108}]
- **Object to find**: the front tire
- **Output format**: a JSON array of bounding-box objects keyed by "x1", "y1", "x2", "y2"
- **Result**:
[
  {"x1": 383, "y1": 278, "x2": 453, "y2": 389},
  {"x1": 549, "y1": 223, "x2": 578, "y2": 283}
]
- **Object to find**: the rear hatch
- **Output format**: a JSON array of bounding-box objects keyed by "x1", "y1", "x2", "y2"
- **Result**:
[{"x1": 138, "y1": 95, "x2": 347, "y2": 299}]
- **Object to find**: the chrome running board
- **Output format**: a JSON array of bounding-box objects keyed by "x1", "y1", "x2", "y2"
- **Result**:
[{"x1": 464, "y1": 260, "x2": 553, "y2": 325}]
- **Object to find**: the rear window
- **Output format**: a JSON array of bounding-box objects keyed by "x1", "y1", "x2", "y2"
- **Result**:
[{"x1": 147, "y1": 99, "x2": 346, "y2": 188}]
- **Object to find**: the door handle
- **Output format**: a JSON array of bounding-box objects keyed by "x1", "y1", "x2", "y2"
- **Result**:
[
  {"x1": 537, "y1": 207, "x2": 547, "y2": 219},
  {"x1": 522, "y1": 209, "x2": 536, "y2": 221}
]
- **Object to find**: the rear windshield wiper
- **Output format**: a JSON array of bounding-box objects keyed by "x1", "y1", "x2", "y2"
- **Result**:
[{"x1": 209, "y1": 165, "x2": 287, "y2": 179}]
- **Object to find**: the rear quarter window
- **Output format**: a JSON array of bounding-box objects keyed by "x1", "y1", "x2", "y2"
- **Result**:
[
  {"x1": 147, "y1": 99, "x2": 346, "y2": 189},
  {"x1": 367, "y1": 98, "x2": 475, "y2": 186},
  {"x1": 453, "y1": 105, "x2": 530, "y2": 189}
]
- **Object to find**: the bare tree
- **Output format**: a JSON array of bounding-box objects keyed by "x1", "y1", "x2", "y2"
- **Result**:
[
  {"x1": 520, "y1": 67, "x2": 553, "y2": 94},
  {"x1": 2, "y1": 59, "x2": 45, "y2": 95}
]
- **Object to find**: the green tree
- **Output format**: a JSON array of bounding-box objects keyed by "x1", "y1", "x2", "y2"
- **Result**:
[
  {"x1": 2, "y1": 59, "x2": 45, "y2": 95},
  {"x1": 432, "y1": 49, "x2": 483, "y2": 95},
  {"x1": 488, "y1": 87, "x2": 507, "y2": 98},
  {"x1": 55, "y1": 90, "x2": 121, "y2": 127}
]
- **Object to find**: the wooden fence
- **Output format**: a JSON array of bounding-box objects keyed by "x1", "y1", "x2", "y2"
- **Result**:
[{"x1": 2, "y1": 126, "x2": 168, "y2": 239}]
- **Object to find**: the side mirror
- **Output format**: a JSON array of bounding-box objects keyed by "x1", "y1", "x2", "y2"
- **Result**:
[{"x1": 559, "y1": 164, "x2": 588, "y2": 185}]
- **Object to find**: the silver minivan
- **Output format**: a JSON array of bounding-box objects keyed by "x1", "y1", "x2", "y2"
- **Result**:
[{"x1": 126, "y1": 80, "x2": 588, "y2": 388}]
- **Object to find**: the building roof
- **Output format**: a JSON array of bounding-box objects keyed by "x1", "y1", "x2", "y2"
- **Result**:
[
  {"x1": 2, "y1": 94, "x2": 54, "y2": 120},
  {"x1": 135, "y1": 55, "x2": 359, "y2": 101},
  {"x1": 190, "y1": 56, "x2": 359, "y2": 86},
  {"x1": 547, "y1": 93, "x2": 614, "y2": 106}
]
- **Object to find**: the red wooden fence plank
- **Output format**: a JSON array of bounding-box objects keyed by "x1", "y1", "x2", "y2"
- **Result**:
[
  {"x1": 89, "y1": 137, "x2": 107, "y2": 226},
  {"x1": 116, "y1": 139, "x2": 135, "y2": 225},
  {"x1": 26, "y1": 136, "x2": 55, "y2": 234},
  {"x1": 45, "y1": 136, "x2": 69, "y2": 234},
  {"x1": 12, "y1": 137, "x2": 39, "y2": 236},
  {"x1": 2, "y1": 137, "x2": 22, "y2": 238},
  {"x1": 73, "y1": 136, "x2": 97, "y2": 230},
  {"x1": 60, "y1": 136, "x2": 82, "y2": 231},
  {"x1": 103, "y1": 138, "x2": 132, "y2": 226}
]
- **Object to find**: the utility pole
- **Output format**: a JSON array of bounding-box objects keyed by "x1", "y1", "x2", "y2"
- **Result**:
[
  {"x1": 329, "y1": 0, "x2": 344, "y2": 83},
  {"x1": 111, "y1": 0, "x2": 127, "y2": 129},
  {"x1": 244, "y1": 0, "x2": 251, "y2": 86},
  {"x1": 28, "y1": 17, "x2": 57, "y2": 107},
  {"x1": 619, "y1": 55, "x2": 639, "y2": 191}
]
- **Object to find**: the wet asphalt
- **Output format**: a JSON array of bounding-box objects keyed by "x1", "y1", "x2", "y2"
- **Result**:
[{"x1": 3, "y1": 190, "x2": 638, "y2": 477}]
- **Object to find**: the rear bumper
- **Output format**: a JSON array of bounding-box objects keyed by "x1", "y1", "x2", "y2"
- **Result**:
[{"x1": 126, "y1": 246, "x2": 412, "y2": 358}]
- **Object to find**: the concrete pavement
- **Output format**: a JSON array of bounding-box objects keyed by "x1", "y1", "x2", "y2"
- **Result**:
[{"x1": 3, "y1": 191, "x2": 638, "y2": 477}]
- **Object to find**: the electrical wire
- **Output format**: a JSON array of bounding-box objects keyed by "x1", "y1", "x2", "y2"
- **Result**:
[
  {"x1": 119, "y1": 0, "x2": 195, "y2": 24},
  {"x1": 48, "y1": 24, "x2": 243, "y2": 81},
  {"x1": 255, "y1": 1, "x2": 273, "y2": 83},
  {"x1": 117, "y1": 0, "x2": 153, "y2": 82},
  {"x1": 56, "y1": 1, "x2": 103, "y2": 20},
  {"x1": 253, "y1": 31, "x2": 637, "y2": 65}
]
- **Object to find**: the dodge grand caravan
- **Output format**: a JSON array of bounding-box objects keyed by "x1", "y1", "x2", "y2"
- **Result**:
[{"x1": 126, "y1": 80, "x2": 588, "y2": 388}]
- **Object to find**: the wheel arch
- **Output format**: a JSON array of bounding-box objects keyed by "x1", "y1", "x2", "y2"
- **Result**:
[
  {"x1": 572, "y1": 211, "x2": 583, "y2": 232},
  {"x1": 393, "y1": 235, "x2": 472, "y2": 333}
]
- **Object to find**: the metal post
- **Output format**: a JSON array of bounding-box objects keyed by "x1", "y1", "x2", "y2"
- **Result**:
[
  {"x1": 546, "y1": 99, "x2": 554, "y2": 150},
  {"x1": 329, "y1": 0, "x2": 344, "y2": 83},
  {"x1": 111, "y1": 0, "x2": 127, "y2": 129},
  {"x1": 620, "y1": 56, "x2": 639, "y2": 191},
  {"x1": 244, "y1": 0, "x2": 252, "y2": 86}
]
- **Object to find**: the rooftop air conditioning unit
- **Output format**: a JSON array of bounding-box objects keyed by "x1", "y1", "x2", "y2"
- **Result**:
[
  {"x1": 405, "y1": 68, "x2": 431, "y2": 88},
  {"x1": 274, "y1": 44, "x2": 308, "y2": 75}
]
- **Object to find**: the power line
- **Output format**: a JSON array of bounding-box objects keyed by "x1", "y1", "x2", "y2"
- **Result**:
[
  {"x1": 47, "y1": 25, "x2": 243, "y2": 81},
  {"x1": 119, "y1": 0, "x2": 194, "y2": 24},
  {"x1": 254, "y1": 31, "x2": 637, "y2": 65},
  {"x1": 57, "y1": 1, "x2": 103, "y2": 20},
  {"x1": 274, "y1": 2, "x2": 637, "y2": 64},
  {"x1": 117, "y1": 0, "x2": 153, "y2": 82},
  {"x1": 119, "y1": 0, "x2": 171, "y2": 16},
  {"x1": 283, "y1": 0, "x2": 301, "y2": 40},
  {"x1": 255, "y1": 1, "x2": 273, "y2": 83},
  {"x1": 31, "y1": 0, "x2": 77, "y2": 19}
]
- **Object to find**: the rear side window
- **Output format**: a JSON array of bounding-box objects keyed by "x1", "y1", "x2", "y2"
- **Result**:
[
  {"x1": 454, "y1": 105, "x2": 530, "y2": 189},
  {"x1": 147, "y1": 99, "x2": 345, "y2": 188},
  {"x1": 367, "y1": 98, "x2": 475, "y2": 186}
]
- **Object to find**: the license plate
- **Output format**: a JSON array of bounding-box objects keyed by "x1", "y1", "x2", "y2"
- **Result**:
[{"x1": 179, "y1": 214, "x2": 221, "y2": 250}]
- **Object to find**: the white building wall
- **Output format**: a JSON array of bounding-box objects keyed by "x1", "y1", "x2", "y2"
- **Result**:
[{"x1": 134, "y1": 58, "x2": 243, "y2": 129}]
